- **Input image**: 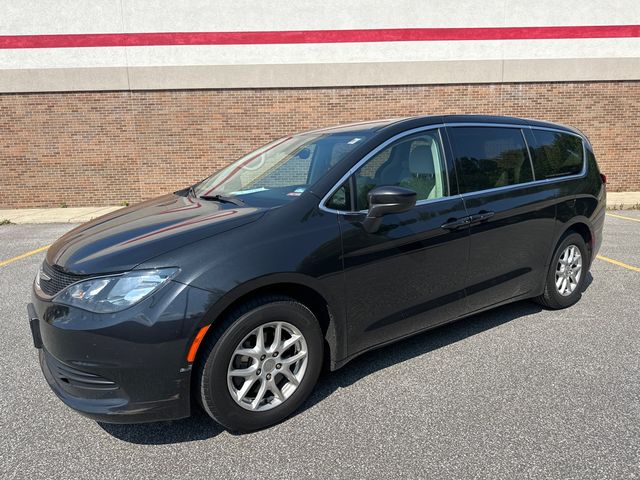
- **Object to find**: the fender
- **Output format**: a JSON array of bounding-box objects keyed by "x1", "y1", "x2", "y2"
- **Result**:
[
  {"x1": 194, "y1": 272, "x2": 348, "y2": 370},
  {"x1": 545, "y1": 214, "x2": 595, "y2": 269}
]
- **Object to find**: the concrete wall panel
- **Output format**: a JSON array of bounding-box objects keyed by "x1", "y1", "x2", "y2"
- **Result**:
[{"x1": 0, "y1": 1, "x2": 638, "y2": 91}]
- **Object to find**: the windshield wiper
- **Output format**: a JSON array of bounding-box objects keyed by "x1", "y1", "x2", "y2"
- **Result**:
[{"x1": 198, "y1": 194, "x2": 245, "y2": 206}]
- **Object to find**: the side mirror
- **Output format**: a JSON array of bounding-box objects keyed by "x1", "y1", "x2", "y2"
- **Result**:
[{"x1": 362, "y1": 186, "x2": 417, "y2": 233}]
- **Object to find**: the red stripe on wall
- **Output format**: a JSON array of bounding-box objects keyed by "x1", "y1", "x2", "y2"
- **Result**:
[{"x1": 1, "y1": 25, "x2": 639, "y2": 49}]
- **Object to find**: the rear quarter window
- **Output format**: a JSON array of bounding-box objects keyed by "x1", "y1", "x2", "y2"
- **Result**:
[{"x1": 530, "y1": 130, "x2": 584, "y2": 179}]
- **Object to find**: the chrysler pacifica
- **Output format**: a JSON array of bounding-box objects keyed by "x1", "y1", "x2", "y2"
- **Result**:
[{"x1": 28, "y1": 115, "x2": 606, "y2": 431}]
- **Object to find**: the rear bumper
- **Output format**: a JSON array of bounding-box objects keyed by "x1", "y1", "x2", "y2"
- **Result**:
[{"x1": 29, "y1": 279, "x2": 214, "y2": 424}]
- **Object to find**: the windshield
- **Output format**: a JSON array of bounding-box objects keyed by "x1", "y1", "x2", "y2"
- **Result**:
[{"x1": 194, "y1": 131, "x2": 373, "y2": 207}]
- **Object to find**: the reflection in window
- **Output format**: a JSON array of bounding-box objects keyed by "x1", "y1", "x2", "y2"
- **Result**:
[
  {"x1": 326, "y1": 181, "x2": 351, "y2": 211},
  {"x1": 530, "y1": 130, "x2": 583, "y2": 179},
  {"x1": 194, "y1": 131, "x2": 373, "y2": 208},
  {"x1": 449, "y1": 127, "x2": 533, "y2": 193},
  {"x1": 352, "y1": 131, "x2": 448, "y2": 210}
]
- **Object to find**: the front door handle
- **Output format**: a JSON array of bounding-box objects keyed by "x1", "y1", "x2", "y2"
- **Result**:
[
  {"x1": 441, "y1": 216, "x2": 471, "y2": 230},
  {"x1": 469, "y1": 211, "x2": 495, "y2": 224}
]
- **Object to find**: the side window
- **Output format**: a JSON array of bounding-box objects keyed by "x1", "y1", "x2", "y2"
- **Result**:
[
  {"x1": 325, "y1": 180, "x2": 351, "y2": 211},
  {"x1": 449, "y1": 127, "x2": 533, "y2": 194},
  {"x1": 530, "y1": 130, "x2": 584, "y2": 179},
  {"x1": 351, "y1": 130, "x2": 448, "y2": 210}
]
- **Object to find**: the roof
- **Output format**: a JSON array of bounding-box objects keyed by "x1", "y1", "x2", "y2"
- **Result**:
[
  {"x1": 300, "y1": 118, "x2": 405, "y2": 135},
  {"x1": 300, "y1": 115, "x2": 582, "y2": 137}
]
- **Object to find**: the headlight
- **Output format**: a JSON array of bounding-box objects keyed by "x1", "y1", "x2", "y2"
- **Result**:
[{"x1": 54, "y1": 268, "x2": 178, "y2": 313}]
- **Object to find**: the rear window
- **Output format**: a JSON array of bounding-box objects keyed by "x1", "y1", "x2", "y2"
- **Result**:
[
  {"x1": 449, "y1": 127, "x2": 533, "y2": 194},
  {"x1": 530, "y1": 130, "x2": 584, "y2": 179}
]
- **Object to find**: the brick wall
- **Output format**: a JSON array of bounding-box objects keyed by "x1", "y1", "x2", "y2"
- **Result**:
[{"x1": 0, "y1": 81, "x2": 638, "y2": 208}]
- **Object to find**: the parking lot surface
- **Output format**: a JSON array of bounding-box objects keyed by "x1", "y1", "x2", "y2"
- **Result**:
[{"x1": 1, "y1": 214, "x2": 639, "y2": 479}]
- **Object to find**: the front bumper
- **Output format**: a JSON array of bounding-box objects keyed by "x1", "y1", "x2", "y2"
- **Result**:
[
  {"x1": 38, "y1": 347, "x2": 190, "y2": 423},
  {"x1": 29, "y1": 280, "x2": 214, "y2": 424}
]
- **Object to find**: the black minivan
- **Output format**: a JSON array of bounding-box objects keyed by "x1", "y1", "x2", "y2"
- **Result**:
[{"x1": 29, "y1": 115, "x2": 606, "y2": 432}]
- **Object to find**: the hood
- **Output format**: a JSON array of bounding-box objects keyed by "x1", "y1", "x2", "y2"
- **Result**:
[{"x1": 46, "y1": 193, "x2": 265, "y2": 275}]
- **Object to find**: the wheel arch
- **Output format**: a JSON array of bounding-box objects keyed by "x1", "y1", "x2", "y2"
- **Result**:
[
  {"x1": 194, "y1": 274, "x2": 346, "y2": 372},
  {"x1": 565, "y1": 221, "x2": 593, "y2": 255},
  {"x1": 557, "y1": 218, "x2": 594, "y2": 259},
  {"x1": 544, "y1": 218, "x2": 594, "y2": 273},
  {"x1": 534, "y1": 219, "x2": 592, "y2": 309}
]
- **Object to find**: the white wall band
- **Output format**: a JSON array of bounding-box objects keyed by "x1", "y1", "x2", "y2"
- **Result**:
[{"x1": 1, "y1": 0, "x2": 638, "y2": 92}]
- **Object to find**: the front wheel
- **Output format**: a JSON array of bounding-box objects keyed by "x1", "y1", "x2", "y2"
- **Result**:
[
  {"x1": 196, "y1": 296, "x2": 323, "y2": 432},
  {"x1": 534, "y1": 232, "x2": 589, "y2": 309}
]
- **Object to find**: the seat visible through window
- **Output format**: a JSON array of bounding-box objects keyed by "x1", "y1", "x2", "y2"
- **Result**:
[{"x1": 351, "y1": 130, "x2": 448, "y2": 210}]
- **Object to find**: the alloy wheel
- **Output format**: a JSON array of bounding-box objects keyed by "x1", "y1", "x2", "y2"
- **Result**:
[
  {"x1": 227, "y1": 321, "x2": 308, "y2": 411},
  {"x1": 555, "y1": 244, "x2": 582, "y2": 296}
]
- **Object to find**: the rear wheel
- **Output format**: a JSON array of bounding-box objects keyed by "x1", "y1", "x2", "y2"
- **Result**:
[
  {"x1": 534, "y1": 232, "x2": 589, "y2": 309},
  {"x1": 196, "y1": 296, "x2": 323, "y2": 432}
]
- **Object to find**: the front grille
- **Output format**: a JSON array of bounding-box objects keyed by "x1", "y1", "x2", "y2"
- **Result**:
[
  {"x1": 45, "y1": 351, "x2": 118, "y2": 391},
  {"x1": 39, "y1": 261, "x2": 88, "y2": 296}
]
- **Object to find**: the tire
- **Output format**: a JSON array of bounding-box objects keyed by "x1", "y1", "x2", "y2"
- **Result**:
[
  {"x1": 534, "y1": 232, "x2": 589, "y2": 309},
  {"x1": 195, "y1": 295, "x2": 323, "y2": 432}
]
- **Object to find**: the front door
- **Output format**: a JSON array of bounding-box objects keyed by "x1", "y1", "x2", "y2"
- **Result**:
[{"x1": 330, "y1": 128, "x2": 471, "y2": 356}]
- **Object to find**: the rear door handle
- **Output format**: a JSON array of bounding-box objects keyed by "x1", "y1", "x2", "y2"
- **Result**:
[
  {"x1": 441, "y1": 216, "x2": 471, "y2": 230},
  {"x1": 469, "y1": 211, "x2": 495, "y2": 224}
]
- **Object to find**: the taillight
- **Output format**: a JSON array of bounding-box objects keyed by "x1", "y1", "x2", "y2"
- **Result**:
[{"x1": 600, "y1": 173, "x2": 607, "y2": 184}]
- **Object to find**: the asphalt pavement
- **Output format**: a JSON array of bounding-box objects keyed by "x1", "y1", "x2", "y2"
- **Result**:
[{"x1": 1, "y1": 214, "x2": 638, "y2": 479}]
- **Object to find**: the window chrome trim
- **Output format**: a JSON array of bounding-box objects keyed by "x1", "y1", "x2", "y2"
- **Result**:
[
  {"x1": 527, "y1": 125, "x2": 585, "y2": 140},
  {"x1": 445, "y1": 122, "x2": 588, "y2": 199},
  {"x1": 338, "y1": 194, "x2": 458, "y2": 216},
  {"x1": 318, "y1": 124, "x2": 446, "y2": 214},
  {"x1": 445, "y1": 122, "x2": 585, "y2": 140},
  {"x1": 318, "y1": 121, "x2": 588, "y2": 213},
  {"x1": 447, "y1": 122, "x2": 525, "y2": 129}
]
